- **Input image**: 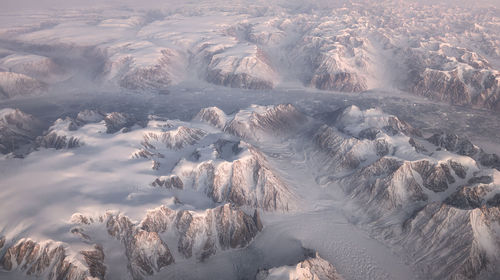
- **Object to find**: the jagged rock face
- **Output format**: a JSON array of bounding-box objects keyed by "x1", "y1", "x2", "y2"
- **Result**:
[
  {"x1": 411, "y1": 160, "x2": 455, "y2": 192},
  {"x1": 427, "y1": 132, "x2": 500, "y2": 171},
  {"x1": 444, "y1": 185, "x2": 492, "y2": 210},
  {"x1": 104, "y1": 112, "x2": 138, "y2": 133},
  {"x1": 0, "y1": 108, "x2": 43, "y2": 154},
  {"x1": 140, "y1": 205, "x2": 177, "y2": 233},
  {"x1": 36, "y1": 132, "x2": 81, "y2": 149},
  {"x1": 256, "y1": 252, "x2": 343, "y2": 280},
  {"x1": 146, "y1": 204, "x2": 263, "y2": 260},
  {"x1": 80, "y1": 245, "x2": 106, "y2": 279},
  {"x1": 467, "y1": 176, "x2": 493, "y2": 185},
  {"x1": 207, "y1": 70, "x2": 274, "y2": 90},
  {"x1": 176, "y1": 144, "x2": 296, "y2": 211},
  {"x1": 71, "y1": 204, "x2": 262, "y2": 278},
  {"x1": 98, "y1": 212, "x2": 174, "y2": 279},
  {"x1": 0, "y1": 236, "x2": 5, "y2": 250},
  {"x1": 401, "y1": 203, "x2": 500, "y2": 280},
  {"x1": 224, "y1": 104, "x2": 308, "y2": 141},
  {"x1": 127, "y1": 231, "x2": 174, "y2": 279},
  {"x1": 310, "y1": 71, "x2": 366, "y2": 92},
  {"x1": 142, "y1": 126, "x2": 207, "y2": 150},
  {"x1": 0, "y1": 72, "x2": 47, "y2": 99},
  {"x1": 449, "y1": 160, "x2": 467, "y2": 179},
  {"x1": 0, "y1": 239, "x2": 101, "y2": 280},
  {"x1": 427, "y1": 132, "x2": 480, "y2": 157},
  {"x1": 193, "y1": 107, "x2": 228, "y2": 129},
  {"x1": 312, "y1": 125, "x2": 373, "y2": 171},
  {"x1": 151, "y1": 175, "x2": 184, "y2": 189},
  {"x1": 478, "y1": 152, "x2": 500, "y2": 171},
  {"x1": 410, "y1": 67, "x2": 500, "y2": 111},
  {"x1": 340, "y1": 157, "x2": 428, "y2": 214}
]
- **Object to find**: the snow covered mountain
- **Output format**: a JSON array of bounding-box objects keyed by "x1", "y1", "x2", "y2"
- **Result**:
[
  {"x1": 0, "y1": 0, "x2": 498, "y2": 111},
  {"x1": 0, "y1": 1, "x2": 500, "y2": 280},
  {"x1": 0, "y1": 103, "x2": 498, "y2": 279}
]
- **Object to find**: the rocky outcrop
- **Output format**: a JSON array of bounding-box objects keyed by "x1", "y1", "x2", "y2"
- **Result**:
[
  {"x1": 256, "y1": 252, "x2": 343, "y2": 280},
  {"x1": 104, "y1": 112, "x2": 138, "y2": 134},
  {"x1": 193, "y1": 107, "x2": 228, "y2": 129},
  {"x1": 411, "y1": 160, "x2": 455, "y2": 192},
  {"x1": 427, "y1": 132, "x2": 480, "y2": 157},
  {"x1": 340, "y1": 157, "x2": 428, "y2": 215},
  {"x1": 410, "y1": 67, "x2": 500, "y2": 111},
  {"x1": 175, "y1": 143, "x2": 296, "y2": 211},
  {"x1": 141, "y1": 126, "x2": 206, "y2": 150},
  {"x1": 444, "y1": 185, "x2": 492, "y2": 210},
  {"x1": 174, "y1": 204, "x2": 262, "y2": 260},
  {"x1": 1, "y1": 239, "x2": 103, "y2": 280},
  {"x1": 80, "y1": 245, "x2": 106, "y2": 279},
  {"x1": 151, "y1": 175, "x2": 184, "y2": 189},
  {"x1": 312, "y1": 125, "x2": 375, "y2": 171},
  {"x1": 71, "y1": 204, "x2": 262, "y2": 278},
  {"x1": 207, "y1": 70, "x2": 274, "y2": 90},
  {"x1": 36, "y1": 132, "x2": 81, "y2": 149},
  {"x1": 81, "y1": 212, "x2": 174, "y2": 279},
  {"x1": 224, "y1": 104, "x2": 308, "y2": 141},
  {"x1": 310, "y1": 71, "x2": 366, "y2": 92},
  {"x1": 427, "y1": 132, "x2": 500, "y2": 170},
  {"x1": 401, "y1": 203, "x2": 500, "y2": 280}
]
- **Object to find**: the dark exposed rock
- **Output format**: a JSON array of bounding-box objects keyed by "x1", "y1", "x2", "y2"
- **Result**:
[
  {"x1": 427, "y1": 132, "x2": 479, "y2": 157},
  {"x1": 375, "y1": 139, "x2": 389, "y2": 157},
  {"x1": 478, "y1": 151, "x2": 500, "y2": 170},
  {"x1": 411, "y1": 160, "x2": 454, "y2": 192},
  {"x1": 427, "y1": 132, "x2": 500, "y2": 170},
  {"x1": 310, "y1": 71, "x2": 367, "y2": 92},
  {"x1": 467, "y1": 175, "x2": 493, "y2": 185},
  {"x1": 151, "y1": 175, "x2": 184, "y2": 189},
  {"x1": 81, "y1": 245, "x2": 106, "y2": 279},
  {"x1": 104, "y1": 112, "x2": 138, "y2": 134},
  {"x1": 358, "y1": 127, "x2": 380, "y2": 140},
  {"x1": 444, "y1": 185, "x2": 490, "y2": 210},
  {"x1": 224, "y1": 104, "x2": 308, "y2": 141},
  {"x1": 187, "y1": 145, "x2": 296, "y2": 211},
  {"x1": 71, "y1": 203, "x2": 262, "y2": 277},
  {"x1": 409, "y1": 67, "x2": 500, "y2": 112},
  {"x1": 401, "y1": 203, "x2": 498, "y2": 280},
  {"x1": 409, "y1": 138, "x2": 427, "y2": 153},
  {"x1": 36, "y1": 132, "x2": 81, "y2": 149},
  {"x1": 193, "y1": 106, "x2": 227, "y2": 129},
  {"x1": 487, "y1": 194, "x2": 500, "y2": 207},
  {"x1": 1, "y1": 239, "x2": 94, "y2": 280},
  {"x1": 340, "y1": 157, "x2": 428, "y2": 213},
  {"x1": 448, "y1": 160, "x2": 467, "y2": 179},
  {"x1": 207, "y1": 70, "x2": 274, "y2": 90}
]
